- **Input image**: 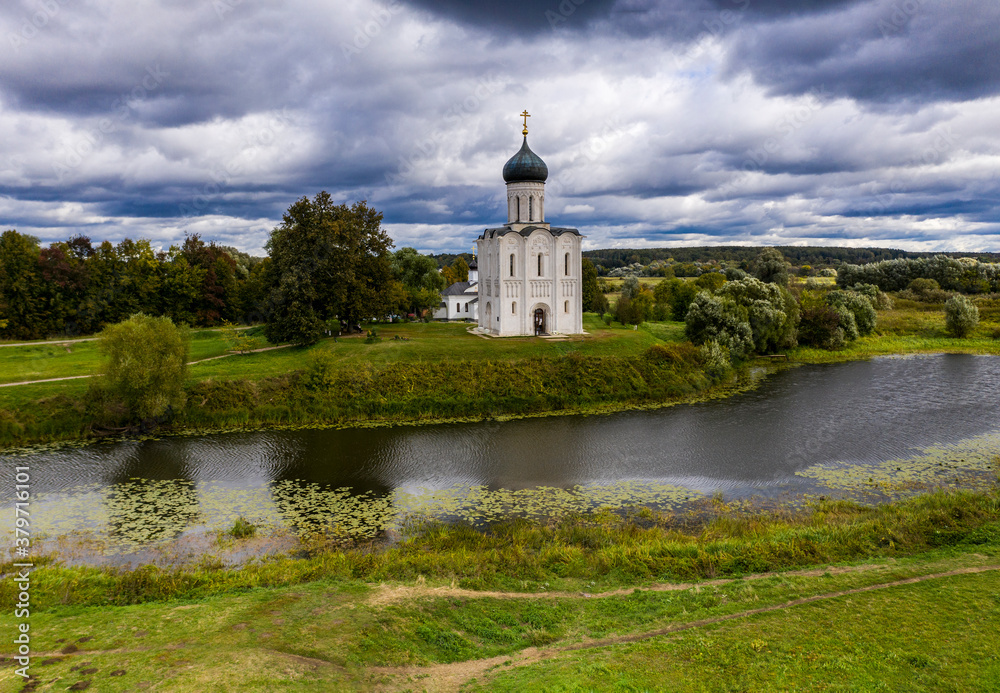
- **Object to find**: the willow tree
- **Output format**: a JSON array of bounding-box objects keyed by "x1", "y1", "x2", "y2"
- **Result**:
[
  {"x1": 96, "y1": 313, "x2": 189, "y2": 422},
  {"x1": 263, "y1": 194, "x2": 394, "y2": 345}
]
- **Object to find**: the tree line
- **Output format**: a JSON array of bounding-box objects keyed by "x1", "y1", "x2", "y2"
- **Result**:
[
  {"x1": 584, "y1": 245, "x2": 1000, "y2": 274},
  {"x1": 0, "y1": 230, "x2": 261, "y2": 340},
  {"x1": 0, "y1": 193, "x2": 454, "y2": 344}
]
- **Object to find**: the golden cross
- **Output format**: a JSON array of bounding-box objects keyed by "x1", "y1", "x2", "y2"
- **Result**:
[
  {"x1": 520, "y1": 110, "x2": 530, "y2": 135},
  {"x1": 471, "y1": 244, "x2": 477, "y2": 260}
]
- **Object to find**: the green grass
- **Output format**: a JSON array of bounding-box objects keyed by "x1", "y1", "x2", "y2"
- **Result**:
[
  {"x1": 0, "y1": 329, "x2": 243, "y2": 384},
  {"x1": 2, "y1": 299, "x2": 998, "y2": 449},
  {"x1": 2, "y1": 490, "x2": 998, "y2": 692}
]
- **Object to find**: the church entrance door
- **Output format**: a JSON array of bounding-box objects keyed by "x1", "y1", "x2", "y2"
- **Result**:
[{"x1": 534, "y1": 308, "x2": 546, "y2": 335}]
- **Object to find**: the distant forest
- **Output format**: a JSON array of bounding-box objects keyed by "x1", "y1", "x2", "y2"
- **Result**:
[
  {"x1": 431, "y1": 246, "x2": 1000, "y2": 274},
  {"x1": 581, "y1": 246, "x2": 1000, "y2": 272}
]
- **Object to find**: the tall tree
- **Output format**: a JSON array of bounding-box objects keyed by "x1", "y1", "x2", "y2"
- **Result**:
[
  {"x1": 0, "y1": 230, "x2": 45, "y2": 339},
  {"x1": 263, "y1": 194, "x2": 394, "y2": 345},
  {"x1": 581, "y1": 258, "x2": 598, "y2": 312}
]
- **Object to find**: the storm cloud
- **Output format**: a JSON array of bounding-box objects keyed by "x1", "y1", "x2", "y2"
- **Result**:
[{"x1": 0, "y1": 0, "x2": 997, "y2": 255}]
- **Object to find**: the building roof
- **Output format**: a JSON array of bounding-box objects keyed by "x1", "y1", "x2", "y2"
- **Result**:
[
  {"x1": 502, "y1": 136, "x2": 548, "y2": 183},
  {"x1": 441, "y1": 281, "x2": 478, "y2": 296},
  {"x1": 480, "y1": 225, "x2": 581, "y2": 240}
]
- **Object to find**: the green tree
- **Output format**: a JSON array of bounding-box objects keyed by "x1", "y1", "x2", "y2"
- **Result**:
[
  {"x1": 718, "y1": 277, "x2": 799, "y2": 353},
  {"x1": 664, "y1": 278, "x2": 698, "y2": 321},
  {"x1": 694, "y1": 272, "x2": 726, "y2": 293},
  {"x1": 263, "y1": 194, "x2": 394, "y2": 345},
  {"x1": 391, "y1": 247, "x2": 446, "y2": 316},
  {"x1": 944, "y1": 294, "x2": 979, "y2": 337},
  {"x1": 94, "y1": 313, "x2": 188, "y2": 422},
  {"x1": 826, "y1": 290, "x2": 877, "y2": 337},
  {"x1": 684, "y1": 291, "x2": 754, "y2": 362},
  {"x1": 750, "y1": 248, "x2": 789, "y2": 286},
  {"x1": 581, "y1": 258, "x2": 599, "y2": 312},
  {"x1": 0, "y1": 230, "x2": 45, "y2": 339}
]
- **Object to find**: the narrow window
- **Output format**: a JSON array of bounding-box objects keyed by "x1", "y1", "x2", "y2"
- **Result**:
[
  {"x1": 537, "y1": 253, "x2": 542, "y2": 277},
  {"x1": 564, "y1": 252, "x2": 569, "y2": 276},
  {"x1": 512, "y1": 301, "x2": 517, "y2": 314},
  {"x1": 564, "y1": 300, "x2": 569, "y2": 313},
  {"x1": 464, "y1": 303, "x2": 468, "y2": 313},
  {"x1": 516, "y1": 197, "x2": 521, "y2": 222},
  {"x1": 529, "y1": 196, "x2": 533, "y2": 221},
  {"x1": 509, "y1": 253, "x2": 514, "y2": 277}
]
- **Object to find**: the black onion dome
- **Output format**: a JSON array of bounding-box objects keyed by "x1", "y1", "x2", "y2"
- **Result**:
[{"x1": 502, "y1": 137, "x2": 548, "y2": 183}]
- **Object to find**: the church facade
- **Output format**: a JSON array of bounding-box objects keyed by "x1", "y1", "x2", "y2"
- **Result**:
[{"x1": 476, "y1": 116, "x2": 584, "y2": 336}]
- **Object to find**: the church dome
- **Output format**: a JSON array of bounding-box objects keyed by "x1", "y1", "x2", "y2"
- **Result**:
[{"x1": 503, "y1": 137, "x2": 548, "y2": 183}]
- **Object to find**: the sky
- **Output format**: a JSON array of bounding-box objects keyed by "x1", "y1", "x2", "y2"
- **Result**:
[{"x1": 1, "y1": 0, "x2": 999, "y2": 256}]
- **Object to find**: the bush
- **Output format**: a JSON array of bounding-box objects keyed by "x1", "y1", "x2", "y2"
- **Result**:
[
  {"x1": 798, "y1": 305, "x2": 845, "y2": 349},
  {"x1": 94, "y1": 313, "x2": 188, "y2": 422},
  {"x1": 944, "y1": 295, "x2": 979, "y2": 337},
  {"x1": 302, "y1": 348, "x2": 338, "y2": 390},
  {"x1": 827, "y1": 290, "x2": 877, "y2": 337}
]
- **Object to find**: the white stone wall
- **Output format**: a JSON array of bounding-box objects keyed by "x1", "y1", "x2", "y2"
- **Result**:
[
  {"x1": 477, "y1": 227, "x2": 582, "y2": 336},
  {"x1": 505, "y1": 181, "x2": 546, "y2": 224}
]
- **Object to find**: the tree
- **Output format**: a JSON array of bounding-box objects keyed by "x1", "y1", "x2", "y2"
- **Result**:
[
  {"x1": 391, "y1": 247, "x2": 446, "y2": 316},
  {"x1": 944, "y1": 294, "x2": 979, "y2": 337},
  {"x1": 684, "y1": 291, "x2": 754, "y2": 362},
  {"x1": 717, "y1": 277, "x2": 799, "y2": 353},
  {"x1": 750, "y1": 248, "x2": 789, "y2": 286},
  {"x1": 441, "y1": 256, "x2": 470, "y2": 286},
  {"x1": 695, "y1": 272, "x2": 726, "y2": 293},
  {"x1": 0, "y1": 230, "x2": 45, "y2": 340},
  {"x1": 94, "y1": 313, "x2": 188, "y2": 422},
  {"x1": 581, "y1": 258, "x2": 599, "y2": 312},
  {"x1": 263, "y1": 194, "x2": 394, "y2": 345}
]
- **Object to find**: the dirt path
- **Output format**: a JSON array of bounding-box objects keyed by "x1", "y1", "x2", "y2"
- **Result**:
[
  {"x1": 365, "y1": 562, "x2": 886, "y2": 607},
  {"x1": 0, "y1": 344, "x2": 292, "y2": 388},
  {"x1": 369, "y1": 564, "x2": 1000, "y2": 693}
]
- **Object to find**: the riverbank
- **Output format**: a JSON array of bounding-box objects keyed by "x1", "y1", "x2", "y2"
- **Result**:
[
  {"x1": 2, "y1": 489, "x2": 998, "y2": 691},
  {"x1": 1, "y1": 305, "x2": 998, "y2": 450}
]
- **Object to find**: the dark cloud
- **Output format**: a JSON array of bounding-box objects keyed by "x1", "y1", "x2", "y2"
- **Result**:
[
  {"x1": 724, "y1": 0, "x2": 1000, "y2": 104},
  {"x1": 402, "y1": 0, "x2": 618, "y2": 33}
]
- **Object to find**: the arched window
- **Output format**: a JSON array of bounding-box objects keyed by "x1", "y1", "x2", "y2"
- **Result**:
[
  {"x1": 512, "y1": 301, "x2": 517, "y2": 314},
  {"x1": 564, "y1": 252, "x2": 569, "y2": 276},
  {"x1": 564, "y1": 300, "x2": 569, "y2": 313},
  {"x1": 509, "y1": 253, "x2": 515, "y2": 277},
  {"x1": 516, "y1": 197, "x2": 521, "y2": 222},
  {"x1": 537, "y1": 253, "x2": 542, "y2": 277},
  {"x1": 529, "y1": 196, "x2": 533, "y2": 221},
  {"x1": 464, "y1": 303, "x2": 468, "y2": 313}
]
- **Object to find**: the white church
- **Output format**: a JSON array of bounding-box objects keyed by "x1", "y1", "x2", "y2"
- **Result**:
[{"x1": 442, "y1": 113, "x2": 584, "y2": 336}]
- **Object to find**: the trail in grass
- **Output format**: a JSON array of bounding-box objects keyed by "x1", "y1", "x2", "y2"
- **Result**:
[
  {"x1": 0, "y1": 344, "x2": 293, "y2": 387},
  {"x1": 364, "y1": 562, "x2": 888, "y2": 607},
  {"x1": 369, "y1": 564, "x2": 1000, "y2": 693}
]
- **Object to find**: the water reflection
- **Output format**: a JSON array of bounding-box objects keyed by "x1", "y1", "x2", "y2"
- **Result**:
[{"x1": 6, "y1": 354, "x2": 1000, "y2": 547}]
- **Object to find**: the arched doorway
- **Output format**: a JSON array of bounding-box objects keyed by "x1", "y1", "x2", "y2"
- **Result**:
[{"x1": 533, "y1": 308, "x2": 547, "y2": 335}]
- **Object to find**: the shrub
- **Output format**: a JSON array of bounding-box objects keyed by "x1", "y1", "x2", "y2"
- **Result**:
[
  {"x1": 227, "y1": 517, "x2": 257, "y2": 539},
  {"x1": 684, "y1": 291, "x2": 753, "y2": 361},
  {"x1": 826, "y1": 290, "x2": 877, "y2": 337},
  {"x1": 944, "y1": 294, "x2": 979, "y2": 337},
  {"x1": 302, "y1": 348, "x2": 338, "y2": 390},
  {"x1": 798, "y1": 305, "x2": 845, "y2": 349},
  {"x1": 94, "y1": 313, "x2": 188, "y2": 422}
]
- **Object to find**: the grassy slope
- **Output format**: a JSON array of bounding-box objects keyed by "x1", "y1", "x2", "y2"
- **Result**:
[{"x1": 2, "y1": 491, "x2": 999, "y2": 692}]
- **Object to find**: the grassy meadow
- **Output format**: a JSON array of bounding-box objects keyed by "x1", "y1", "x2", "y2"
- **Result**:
[
  {"x1": 2, "y1": 489, "x2": 999, "y2": 691},
  {"x1": 1, "y1": 289, "x2": 999, "y2": 449},
  {"x1": 2, "y1": 288, "x2": 1000, "y2": 691}
]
